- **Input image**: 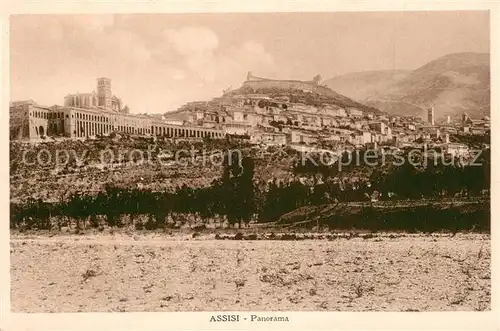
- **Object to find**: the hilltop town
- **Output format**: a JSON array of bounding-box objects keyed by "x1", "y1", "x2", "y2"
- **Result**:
[
  {"x1": 9, "y1": 72, "x2": 491, "y2": 158},
  {"x1": 9, "y1": 71, "x2": 491, "y2": 208},
  {"x1": 8, "y1": 12, "x2": 492, "y2": 316}
]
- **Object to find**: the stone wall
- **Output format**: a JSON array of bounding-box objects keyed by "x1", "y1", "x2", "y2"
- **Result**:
[
  {"x1": 9, "y1": 104, "x2": 29, "y2": 140},
  {"x1": 242, "y1": 79, "x2": 343, "y2": 100},
  {"x1": 242, "y1": 80, "x2": 316, "y2": 93}
]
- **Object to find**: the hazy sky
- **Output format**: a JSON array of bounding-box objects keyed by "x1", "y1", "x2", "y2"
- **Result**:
[{"x1": 10, "y1": 11, "x2": 489, "y2": 113}]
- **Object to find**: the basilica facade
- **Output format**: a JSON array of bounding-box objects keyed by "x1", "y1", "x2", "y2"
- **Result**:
[{"x1": 10, "y1": 78, "x2": 225, "y2": 141}]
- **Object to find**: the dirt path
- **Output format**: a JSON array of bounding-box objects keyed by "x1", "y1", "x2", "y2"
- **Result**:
[{"x1": 11, "y1": 234, "x2": 491, "y2": 312}]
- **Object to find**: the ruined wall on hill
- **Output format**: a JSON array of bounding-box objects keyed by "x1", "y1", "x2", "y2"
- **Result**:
[
  {"x1": 242, "y1": 80, "x2": 315, "y2": 92},
  {"x1": 242, "y1": 80, "x2": 343, "y2": 100}
]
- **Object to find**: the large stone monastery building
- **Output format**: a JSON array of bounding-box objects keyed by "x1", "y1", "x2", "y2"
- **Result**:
[{"x1": 10, "y1": 78, "x2": 224, "y2": 141}]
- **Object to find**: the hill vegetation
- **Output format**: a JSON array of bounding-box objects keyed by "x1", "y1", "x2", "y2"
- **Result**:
[
  {"x1": 323, "y1": 70, "x2": 411, "y2": 101},
  {"x1": 11, "y1": 143, "x2": 490, "y2": 232},
  {"x1": 325, "y1": 53, "x2": 490, "y2": 120},
  {"x1": 228, "y1": 84, "x2": 382, "y2": 114}
]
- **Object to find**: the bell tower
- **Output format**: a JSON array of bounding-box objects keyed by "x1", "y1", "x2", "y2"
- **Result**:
[
  {"x1": 97, "y1": 77, "x2": 112, "y2": 110},
  {"x1": 427, "y1": 106, "x2": 435, "y2": 126}
]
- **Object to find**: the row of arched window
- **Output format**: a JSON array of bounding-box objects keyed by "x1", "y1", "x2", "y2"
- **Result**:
[
  {"x1": 30, "y1": 110, "x2": 65, "y2": 120},
  {"x1": 75, "y1": 112, "x2": 109, "y2": 123},
  {"x1": 150, "y1": 126, "x2": 224, "y2": 138},
  {"x1": 73, "y1": 111, "x2": 148, "y2": 128},
  {"x1": 30, "y1": 110, "x2": 48, "y2": 119}
]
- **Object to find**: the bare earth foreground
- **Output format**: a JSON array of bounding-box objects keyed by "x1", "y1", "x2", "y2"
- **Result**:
[{"x1": 11, "y1": 233, "x2": 490, "y2": 312}]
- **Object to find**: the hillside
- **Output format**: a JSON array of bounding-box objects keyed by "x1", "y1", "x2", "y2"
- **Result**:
[
  {"x1": 325, "y1": 53, "x2": 490, "y2": 120},
  {"x1": 323, "y1": 70, "x2": 411, "y2": 101},
  {"x1": 229, "y1": 82, "x2": 383, "y2": 114}
]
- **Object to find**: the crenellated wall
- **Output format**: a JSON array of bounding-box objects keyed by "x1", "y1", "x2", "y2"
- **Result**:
[
  {"x1": 241, "y1": 72, "x2": 343, "y2": 98},
  {"x1": 243, "y1": 80, "x2": 315, "y2": 92},
  {"x1": 242, "y1": 80, "x2": 344, "y2": 101}
]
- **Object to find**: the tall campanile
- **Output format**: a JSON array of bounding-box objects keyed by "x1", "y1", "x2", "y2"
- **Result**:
[
  {"x1": 427, "y1": 106, "x2": 435, "y2": 126},
  {"x1": 97, "y1": 77, "x2": 112, "y2": 110}
]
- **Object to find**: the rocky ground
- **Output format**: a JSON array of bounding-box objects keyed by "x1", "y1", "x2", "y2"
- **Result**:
[
  {"x1": 10, "y1": 232, "x2": 490, "y2": 312},
  {"x1": 10, "y1": 139, "x2": 297, "y2": 202}
]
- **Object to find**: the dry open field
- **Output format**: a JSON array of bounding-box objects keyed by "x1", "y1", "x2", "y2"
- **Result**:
[{"x1": 11, "y1": 232, "x2": 490, "y2": 312}]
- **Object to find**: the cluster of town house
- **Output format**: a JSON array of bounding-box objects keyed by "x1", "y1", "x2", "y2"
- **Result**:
[{"x1": 10, "y1": 76, "x2": 490, "y2": 158}]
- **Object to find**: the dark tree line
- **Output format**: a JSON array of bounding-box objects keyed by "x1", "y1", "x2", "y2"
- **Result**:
[
  {"x1": 10, "y1": 148, "x2": 490, "y2": 230},
  {"x1": 293, "y1": 148, "x2": 490, "y2": 200}
]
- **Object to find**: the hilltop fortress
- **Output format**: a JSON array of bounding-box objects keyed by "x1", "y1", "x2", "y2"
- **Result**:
[
  {"x1": 10, "y1": 72, "x2": 488, "y2": 150},
  {"x1": 242, "y1": 71, "x2": 342, "y2": 97},
  {"x1": 245, "y1": 71, "x2": 321, "y2": 86}
]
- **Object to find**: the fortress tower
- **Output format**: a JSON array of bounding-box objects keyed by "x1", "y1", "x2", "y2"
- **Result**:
[
  {"x1": 427, "y1": 106, "x2": 435, "y2": 126},
  {"x1": 462, "y1": 112, "x2": 471, "y2": 124},
  {"x1": 311, "y1": 74, "x2": 322, "y2": 85},
  {"x1": 97, "y1": 77, "x2": 112, "y2": 110}
]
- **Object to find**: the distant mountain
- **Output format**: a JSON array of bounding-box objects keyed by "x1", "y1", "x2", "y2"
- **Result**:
[
  {"x1": 324, "y1": 53, "x2": 490, "y2": 120},
  {"x1": 324, "y1": 70, "x2": 411, "y2": 101}
]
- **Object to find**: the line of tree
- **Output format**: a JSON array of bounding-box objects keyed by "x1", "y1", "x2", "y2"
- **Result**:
[
  {"x1": 10, "y1": 149, "x2": 490, "y2": 230},
  {"x1": 293, "y1": 148, "x2": 490, "y2": 200}
]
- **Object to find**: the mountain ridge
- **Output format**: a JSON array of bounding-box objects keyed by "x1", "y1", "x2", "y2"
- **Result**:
[{"x1": 324, "y1": 52, "x2": 490, "y2": 120}]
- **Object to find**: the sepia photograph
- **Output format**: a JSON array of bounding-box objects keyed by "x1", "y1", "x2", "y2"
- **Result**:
[{"x1": 5, "y1": 8, "x2": 494, "y2": 322}]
